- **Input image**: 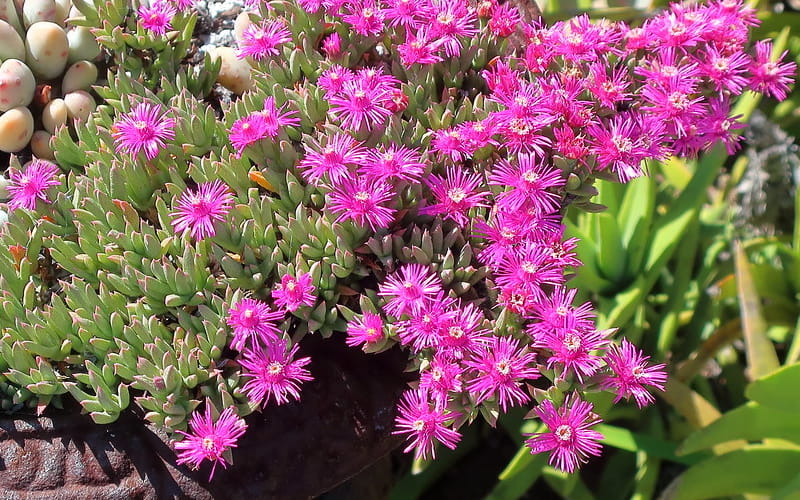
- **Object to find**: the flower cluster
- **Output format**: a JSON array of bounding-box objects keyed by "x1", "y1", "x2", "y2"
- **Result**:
[{"x1": 0, "y1": 0, "x2": 792, "y2": 484}]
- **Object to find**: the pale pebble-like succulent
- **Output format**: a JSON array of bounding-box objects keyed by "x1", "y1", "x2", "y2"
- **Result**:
[
  {"x1": 0, "y1": 105, "x2": 33, "y2": 152},
  {"x1": 25, "y1": 21, "x2": 69, "y2": 79},
  {"x1": 0, "y1": 59, "x2": 35, "y2": 113}
]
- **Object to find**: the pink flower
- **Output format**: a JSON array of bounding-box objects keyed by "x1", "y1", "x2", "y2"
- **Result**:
[
  {"x1": 317, "y1": 65, "x2": 354, "y2": 97},
  {"x1": 489, "y1": 154, "x2": 565, "y2": 214},
  {"x1": 397, "y1": 27, "x2": 444, "y2": 67},
  {"x1": 174, "y1": 405, "x2": 247, "y2": 481},
  {"x1": 418, "y1": 165, "x2": 488, "y2": 226},
  {"x1": 327, "y1": 176, "x2": 396, "y2": 231},
  {"x1": 229, "y1": 113, "x2": 270, "y2": 157},
  {"x1": 600, "y1": 339, "x2": 667, "y2": 408},
  {"x1": 138, "y1": 1, "x2": 176, "y2": 36},
  {"x1": 170, "y1": 180, "x2": 234, "y2": 240},
  {"x1": 227, "y1": 298, "x2": 285, "y2": 351},
  {"x1": 262, "y1": 97, "x2": 300, "y2": 136},
  {"x1": 429, "y1": 0, "x2": 477, "y2": 57},
  {"x1": 587, "y1": 114, "x2": 650, "y2": 183},
  {"x1": 396, "y1": 292, "x2": 457, "y2": 352},
  {"x1": 494, "y1": 241, "x2": 565, "y2": 300},
  {"x1": 327, "y1": 76, "x2": 396, "y2": 131},
  {"x1": 525, "y1": 395, "x2": 604, "y2": 473},
  {"x1": 360, "y1": 144, "x2": 426, "y2": 182},
  {"x1": 419, "y1": 355, "x2": 464, "y2": 405},
  {"x1": 378, "y1": 263, "x2": 442, "y2": 318},
  {"x1": 6, "y1": 160, "x2": 61, "y2": 210},
  {"x1": 240, "y1": 339, "x2": 313, "y2": 406},
  {"x1": 436, "y1": 302, "x2": 490, "y2": 359},
  {"x1": 393, "y1": 389, "x2": 462, "y2": 460},
  {"x1": 346, "y1": 312, "x2": 385, "y2": 347},
  {"x1": 532, "y1": 325, "x2": 610, "y2": 383},
  {"x1": 321, "y1": 32, "x2": 341, "y2": 56},
  {"x1": 465, "y1": 336, "x2": 538, "y2": 411},
  {"x1": 299, "y1": 133, "x2": 367, "y2": 186},
  {"x1": 272, "y1": 272, "x2": 316, "y2": 312},
  {"x1": 488, "y1": 3, "x2": 520, "y2": 38},
  {"x1": 112, "y1": 102, "x2": 176, "y2": 160},
  {"x1": 341, "y1": 0, "x2": 385, "y2": 36},
  {"x1": 749, "y1": 40, "x2": 797, "y2": 101},
  {"x1": 236, "y1": 19, "x2": 292, "y2": 60}
]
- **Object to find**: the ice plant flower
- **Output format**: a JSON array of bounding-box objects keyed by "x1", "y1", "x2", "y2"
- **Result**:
[
  {"x1": 236, "y1": 19, "x2": 293, "y2": 60},
  {"x1": 600, "y1": 339, "x2": 668, "y2": 408},
  {"x1": 273, "y1": 272, "x2": 316, "y2": 312},
  {"x1": 174, "y1": 405, "x2": 248, "y2": 481},
  {"x1": 525, "y1": 395, "x2": 604, "y2": 473},
  {"x1": 465, "y1": 336, "x2": 538, "y2": 411},
  {"x1": 346, "y1": 312, "x2": 385, "y2": 347},
  {"x1": 6, "y1": 160, "x2": 61, "y2": 210},
  {"x1": 170, "y1": 180, "x2": 234, "y2": 240},
  {"x1": 378, "y1": 263, "x2": 443, "y2": 318},
  {"x1": 326, "y1": 176, "x2": 396, "y2": 231},
  {"x1": 138, "y1": 1, "x2": 177, "y2": 36},
  {"x1": 227, "y1": 298, "x2": 285, "y2": 351},
  {"x1": 393, "y1": 389, "x2": 462, "y2": 460},
  {"x1": 239, "y1": 339, "x2": 313, "y2": 406},
  {"x1": 112, "y1": 102, "x2": 176, "y2": 160},
  {"x1": 419, "y1": 165, "x2": 489, "y2": 225},
  {"x1": 229, "y1": 112, "x2": 271, "y2": 157}
]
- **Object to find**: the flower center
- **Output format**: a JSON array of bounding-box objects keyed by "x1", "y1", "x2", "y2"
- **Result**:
[
  {"x1": 412, "y1": 419, "x2": 426, "y2": 431},
  {"x1": 632, "y1": 365, "x2": 645, "y2": 379},
  {"x1": 564, "y1": 333, "x2": 581, "y2": 352},
  {"x1": 612, "y1": 135, "x2": 633, "y2": 153},
  {"x1": 668, "y1": 92, "x2": 689, "y2": 111},
  {"x1": 521, "y1": 260, "x2": 538, "y2": 274},
  {"x1": 431, "y1": 367, "x2": 444, "y2": 381},
  {"x1": 448, "y1": 326, "x2": 464, "y2": 339},
  {"x1": 522, "y1": 170, "x2": 540, "y2": 183},
  {"x1": 555, "y1": 425, "x2": 573, "y2": 441},
  {"x1": 267, "y1": 362, "x2": 283, "y2": 375},
  {"x1": 286, "y1": 280, "x2": 296, "y2": 291},
  {"x1": 447, "y1": 188, "x2": 467, "y2": 203},
  {"x1": 202, "y1": 436, "x2": 217, "y2": 452},
  {"x1": 354, "y1": 191, "x2": 370, "y2": 201},
  {"x1": 496, "y1": 359, "x2": 511, "y2": 375}
]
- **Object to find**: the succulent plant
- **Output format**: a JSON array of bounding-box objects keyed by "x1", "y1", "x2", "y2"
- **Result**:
[{"x1": 0, "y1": 0, "x2": 794, "y2": 483}]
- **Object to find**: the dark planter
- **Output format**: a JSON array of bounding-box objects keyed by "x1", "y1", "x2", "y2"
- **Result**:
[{"x1": 0, "y1": 334, "x2": 409, "y2": 499}]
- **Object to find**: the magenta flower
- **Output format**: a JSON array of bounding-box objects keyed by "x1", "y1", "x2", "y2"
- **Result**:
[
  {"x1": 489, "y1": 153, "x2": 565, "y2": 214},
  {"x1": 321, "y1": 32, "x2": 341, "y2": 56},
  {"x1": 236, "y1": 19, "x2": 292, "y2": 60},
  {"x1": 436, "y1": 302, "x2": 491, "y2": 359},
  {"x1": 488, "y1": 3, "x2": 520, "y2": 38},
  {"x1": 112, "y1": 102, "x2": 176, "y2": 160},
  {"x1": 327, "y1": 75, "x2": 396, "y2": 131},
  {"x1": 317, "y1": 65, "x2": 354, "y2": 98},
  {"x1": 749, "y1": 40, "x2": 797, "y2": 101},
  {"x1": 240, "y1": 339, "x2": 313, "y2": 406},
  {"x1": 346, "y1": 312, "x2": 385, "y2": 347},
  {"x1": 272, "y1": 272, "x2": 316, "y2": 312},
  {"x1": 419, "y1": 355, "x2": 464, "y2": 405},
  {"x1": 341, "y1": 0, "x2": 385, "y2": 36},
  {"x1": 262, "y1": 97, "x2": 300, "y2": 137},
  {"x1": 227, "y1": 298, "x2": 285, "y2": 351},
  {"x1": 396, "y1": 292, "x2": 457, "y2": 352},
  {"x1": 138, "y1": 1, "x2": 176, "y2": 36},
  {"x1": 361, "y1": 144, "x2": 426, "y2": 182},
  {"x1": 397, "y1": 27, "x2": 444, "y2": 67},
  {"x1": 378, "y1": 263, "x2": 442, "y2": 318},
  {"x1": 393, "y1": 389, "x2": 462, "y2": 460},
  {"x1": 174, "y1": 405, "x2": 247, "y2": 481},
  {"x1": 327, "y1": 176, "x2": 396, "y2": 231},
  {"x1": 525, "y1": 395, "x2": 604, "y2": 473},
  {"x1": 418, "y1": 165, "x2": 489, "y2": 225},
  {"x1": 532, "y1": 325, "x2": 610, "y2": 383},
  {"x1": 170, "y1": 180, "x2": 234, "y2": 240},
  {"x1": 465, "y1": 336, "x2": 538, "y2": 411},
  {"x1": 299, "y1": 133, "x2": 367, "y2": 186},
  {"x1": 6, "y1": 160, "x2": 61, "y2": 210},
  {"x1": 229, "y1": 113, "x2": 270, "y2": 157},
  {"x1": 600, "y1": 339, "x2": 667, "y2": 408}
]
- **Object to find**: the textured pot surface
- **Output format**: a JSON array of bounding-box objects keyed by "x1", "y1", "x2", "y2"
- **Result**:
[{"x1": 0, "y1": 334, "x2": 408, "y2": 499}]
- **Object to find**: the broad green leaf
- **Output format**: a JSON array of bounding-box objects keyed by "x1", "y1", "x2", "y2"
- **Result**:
[
  {"x1": 746, "y1": 363, "x2": 800, "y2": 413},
  {"x1": 617, "y1": 175, "x2": 655, "y2": 278},
  {"x1": 486, "y1": 447, "x2": 547, "y2": 500},
  {"x1": 679, "y1": 402, "x2": 800, "y2": 455},
  {"x1": 734, "y1": 242, "x2": 781, "y2": 380},
  {"x1": 596, "y1": 424, "x2": 702, "y2": 465},
  {"x1": 773, "y1": 471, "x2": 800, "y2": 500},
  {"x1": 594, "y1": 212, "x2": 627, "y2": 283},
  {"x1": 668, "y1": 447, "x2": 800, "y2": 500}
]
